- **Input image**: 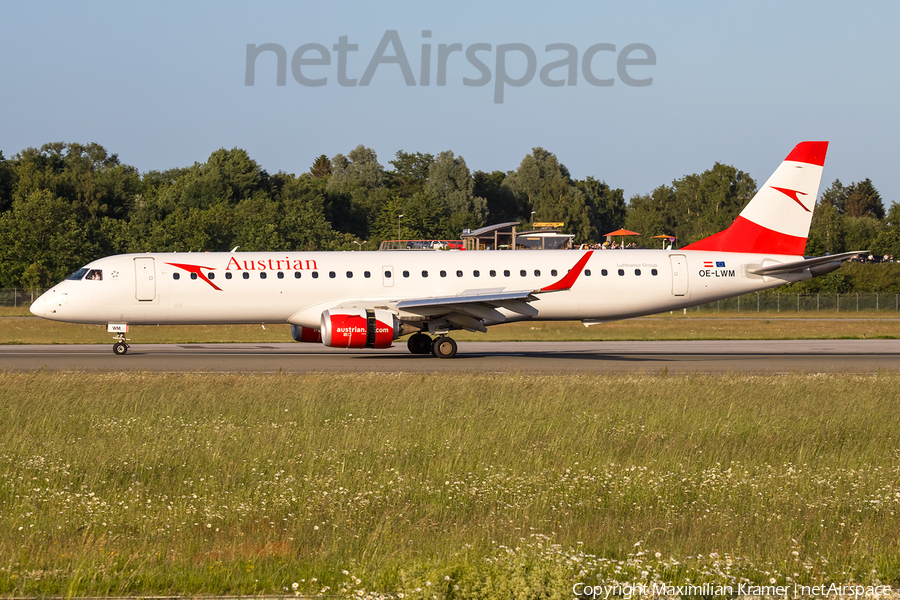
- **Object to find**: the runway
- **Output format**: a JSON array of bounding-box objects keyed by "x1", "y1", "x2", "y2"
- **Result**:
[{"x1": 1, "y1": 340, "x2": 898, "y2": 374}]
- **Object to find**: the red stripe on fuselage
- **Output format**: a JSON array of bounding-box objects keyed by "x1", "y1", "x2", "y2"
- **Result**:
[{"x1": 681, "y1": 216, "x2": 807, "y2": 255}]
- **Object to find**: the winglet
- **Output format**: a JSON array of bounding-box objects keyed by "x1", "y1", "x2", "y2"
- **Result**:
[{"x1": 540, "y1": 251, "x2": 593, "y2": 292}]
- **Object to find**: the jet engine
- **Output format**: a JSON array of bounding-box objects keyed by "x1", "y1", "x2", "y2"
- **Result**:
[
  {"x1": 320, "y1": 308, "x2": 399, "y2": 349},
  {"x1": 290, "y1": 324, "x2": 322, "y2": 343}
]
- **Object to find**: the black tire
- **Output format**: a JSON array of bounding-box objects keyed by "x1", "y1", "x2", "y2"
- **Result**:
[
  {"x1": 113, "y1": 342, "x2": 128, "y2": 356},
  {"x1": 407, "y1": 332, "x2": 432, "y2": 354},
  {"x1": 431, "y1": 336, "x2": 458, "y2": 358}
]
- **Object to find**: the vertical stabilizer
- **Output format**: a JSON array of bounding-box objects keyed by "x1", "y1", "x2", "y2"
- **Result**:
[{"x1": 682, "y1": 141, "x2": 828, "y2": 255}]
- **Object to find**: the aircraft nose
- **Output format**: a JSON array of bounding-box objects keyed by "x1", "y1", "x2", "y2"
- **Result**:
[{"x1": 30, "y1": 289, "x2": 57, "y2": 318}]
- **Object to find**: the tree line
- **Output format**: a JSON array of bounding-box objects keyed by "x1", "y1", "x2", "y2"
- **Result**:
[{"x1": 0, "y1": 142, "x2": 893, "y2": 288}]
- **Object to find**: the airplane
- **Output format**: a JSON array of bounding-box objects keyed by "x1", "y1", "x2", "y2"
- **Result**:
[{"x1": 30, "y1": 141, "x2": 861, "y2": 358}]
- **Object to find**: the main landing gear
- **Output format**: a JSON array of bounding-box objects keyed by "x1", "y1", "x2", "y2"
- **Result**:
[
  {"x1": 112, "y1": 332, "x2": 130, "y2": 355},
  {"x1": 406, "y1": 332, "x2": 458, "y2": 358}
]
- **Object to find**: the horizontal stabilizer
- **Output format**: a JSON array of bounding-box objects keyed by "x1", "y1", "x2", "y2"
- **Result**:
[{"x1": 747, "y1": 251, "x2": 864, "y2": 275}]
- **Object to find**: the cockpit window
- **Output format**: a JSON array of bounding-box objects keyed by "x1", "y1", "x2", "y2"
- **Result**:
[
  {"x1": 85, "y1": 269, "x2": 103, "y2": 281},
  {"x1": 66, "y1": 268, "x2": 89, "y2": 281}
]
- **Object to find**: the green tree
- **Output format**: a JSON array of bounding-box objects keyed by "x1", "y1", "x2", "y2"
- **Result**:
[
  {"x1": 625, "y1": 185, "x2": 678, "y2": 246},
  {"x1": 12, "y1": 142, "x2": 141, "y2": 222},
  {"x1": 326, "y1": 145, "x2": 386, "y2": 237},
  {"x1": 388, "y1": 151, "x2": 433, "y2": 197},
  {"x1": 806, "y1": 201, "x2": 845, "y2": 255},
  {"x1": 575, "y1": 177, "x2": 626, "y2": 238},
  {"x1": 845, "y1": 178, "x2": 884, "y2": 219},
  {"x1": 0, "y1": 190, "x2": 94, "y2": 287},
  {"x1": 426, "y1": 151, "x2": 486, "y2": 236},
  {"x1": 309, "y1": 154, "x2": 332, "y2": 179},
  {"x1": 0, "y1": 150, "x2": 16, "y2": 213},
  {"x1": 505, "y1": 148, "x2": 598, "y2": 243},
  {"x1": 474, "y1": 170, "x2": 522, "y2": 224},
  {"x1": 671, "y1": 163, "x2": 756, "y2": 244},
  {"x1": 871, "y1": 203, "x2": 900, "y2": 259}
]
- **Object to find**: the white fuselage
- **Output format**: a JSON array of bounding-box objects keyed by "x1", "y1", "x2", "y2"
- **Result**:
[{"x1": 31, "y1": 249, "x2": 808, "y2": 329}]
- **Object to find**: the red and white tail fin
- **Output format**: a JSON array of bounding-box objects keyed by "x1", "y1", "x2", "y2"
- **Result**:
[{"x1": 683, "y1": 141, "x2": 828, "y2": 255}]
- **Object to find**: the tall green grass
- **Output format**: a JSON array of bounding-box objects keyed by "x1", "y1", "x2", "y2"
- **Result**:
[{"x1": 1, "y1": 372, "x2": 899, "y2": 597}]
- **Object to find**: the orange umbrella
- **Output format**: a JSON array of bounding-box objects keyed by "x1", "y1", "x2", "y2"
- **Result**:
[
  {"x1": 652, "y1": 234, "x2": 676, "y2": 249},
  {"x1": 603, "y1": 229, "x2": 641, "y2": 249}
]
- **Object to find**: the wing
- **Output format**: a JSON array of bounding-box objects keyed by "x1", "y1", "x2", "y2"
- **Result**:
[{"x1": 394, "y1": 251, "x2": 594, "y2": 332}]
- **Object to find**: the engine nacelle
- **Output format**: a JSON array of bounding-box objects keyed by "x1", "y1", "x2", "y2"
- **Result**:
[
  {"x1": 290, "y1": 324, "x2": 322, "y2": 343},
  {"x1": 320, "y1": 308, "x2": 399, "y2": 349}
]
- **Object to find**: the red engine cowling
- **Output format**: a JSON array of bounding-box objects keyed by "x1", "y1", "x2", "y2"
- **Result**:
[
  {"x1": 290, "y1": 324, "x2": 322, "y2": 343},
  {"x1": 320, "y1": 308, "x2": 398, "y2": 349}
]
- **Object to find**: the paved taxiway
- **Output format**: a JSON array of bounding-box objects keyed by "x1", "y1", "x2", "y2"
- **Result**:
[{"x1": 1, "y1": 340, "x2": 898, "y2": 373}]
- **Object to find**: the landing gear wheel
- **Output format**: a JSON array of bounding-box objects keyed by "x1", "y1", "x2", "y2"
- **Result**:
[
  {"x1": 431, "y1": 336, "x2": 458, "y2": 359},
  {"x1": 113, "y1": 342, "x2": 129, "y2": 356},
  {"x1": 407, "y1": 332, "x2": 433, "y2": 354}
]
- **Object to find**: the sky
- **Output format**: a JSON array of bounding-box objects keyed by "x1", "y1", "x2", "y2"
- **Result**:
[{"x1": 2, "y1": 1, "x2": 898, "y2": 205}]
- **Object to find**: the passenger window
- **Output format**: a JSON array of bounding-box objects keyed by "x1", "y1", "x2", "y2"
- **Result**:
[
  {"x1": 584, "y1": 269, "x2": 591, "y2": 276},
  {"x1": 329, "y1": 271, "x2": 336, "y2": 278},
  {"x1": 364, "y1": 271, "x2": 371, "y2": 278},
  {"x1": 651, "y1": 269, "x2": 658, "y2": 276},
  {"x1": 86, "y1": 269, "x2": 103, "y2": 281},
  {"x1": 190, "y1": 273, "x2": 197, "y2": 280},
  {"x1": 520, "y1": 270, "x2": 526, "y2": 277},
  {"x1": 226, "y1": 272, "x2": 233, "y2": 280},
  {"x1": 618, "y1": 269, "x2": 624, "y2": 276},
  {"x1": 601, "y1": 269, "x2": 608, "y2": 276},
  {"x1": 243, "y1": 272, "x2": 250, "y2": 279},
  {"x1": 440, "y1": 270, "x2": 447, "y2": 277},
  {"x1": 312, "y1": 272, "x2": 319, "y2": 279},
  {"x1": 456, "y1": 270, "x2": 463, "y2": 277},
  {"x1": 346, "y1": 271, "x2": 353, "y2": 278},
  {"x1": 173, "y1": 273, "x2": 180, "y2": 280},
  {"x1": 422, "y1": 270, "x2": 428, "y2": 277},
  {"x1": 403, "y1": 270, "x2": 410, "y2": 278},
  {"x1": 534, "y1": 270, "x2": 541, "y2": 277},
  {"x1": 473, "y1": 270, "x2": 480, "y2": 277},
  {"x1": 551, "y1": 269, "x2": 557, "y2": 277},
  {"x1": 384, "y1": 271, "x2": 391, "y2": 278},
  {"x1": 277, "y1": 272, "x2": 284, "y2": 279},
  {"x1": 490, "y1": 270, "x2": 496, "y2": 277},
  {"x1": 294, "y1": 271, "x2": 301, "y2": 279},
  {"x1": 260, "y1": 272, "x2": 267, "y2": 279},
  {"x1": 635, "y1": 269, "x2": 641, "y2": 276},
  {"x1": 504, "y1": 270, "x2": 510, "y2": 277},
  {"x1": 208, "y1": 273, "x2": 215, "y2": 280}
]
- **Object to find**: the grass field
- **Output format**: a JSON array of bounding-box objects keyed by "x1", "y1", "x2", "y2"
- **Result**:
[
  {"x1": 3, "y1": 312, "x2": 900, "y2": 345},
  {"x1": 1, "y1": 372, "x2": 899, "y2": 597}
]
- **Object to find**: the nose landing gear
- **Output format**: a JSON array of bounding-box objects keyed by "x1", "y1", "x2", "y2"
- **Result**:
[{"x1": 112, "y1": 332, "x2": 130, "y2": 355}]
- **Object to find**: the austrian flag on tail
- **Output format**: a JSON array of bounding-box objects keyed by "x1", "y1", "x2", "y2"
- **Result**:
[{"x1": 683, "y1": 141, "x2": 828, "y2": 255}]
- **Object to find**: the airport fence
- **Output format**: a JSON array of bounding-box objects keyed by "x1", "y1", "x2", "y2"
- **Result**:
[
  {"x1": 696, "y1": 292, "x2": 900, "y2": 313},
  {"x1": 0, "y1": 288, "x2": 48, "y2": 308},
  {"x1": 2, "y1": 288, "x2": 900, "y2": 314}
]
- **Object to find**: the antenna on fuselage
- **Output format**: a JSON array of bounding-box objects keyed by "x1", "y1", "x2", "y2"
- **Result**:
[{"x1": 231, "y1": 246, "x2": 239, "y2": 253}]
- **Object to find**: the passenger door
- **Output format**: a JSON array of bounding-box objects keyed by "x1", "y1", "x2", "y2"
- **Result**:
[
  {"x1": 134, "y1": 257, "x2": 156, "y2": 301},
  {"x1": 669, "y1": 254, "x2": 688, "y2": 297}
]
